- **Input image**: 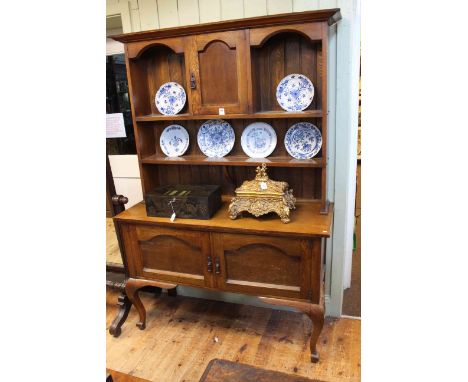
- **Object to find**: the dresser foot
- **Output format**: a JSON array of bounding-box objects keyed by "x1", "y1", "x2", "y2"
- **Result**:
[
  {"x1": 308, "y1": 304, "x2": 324, "y2": 363},
  {"x1": 259, "y1": 297, "x2": 325, "y2": 362},
  {"x1": 109, "y1": 292, "x2": 131, "y2": 337},
  {"x1": 125, "y1": 278, "x2": 178, "y2": 330}
]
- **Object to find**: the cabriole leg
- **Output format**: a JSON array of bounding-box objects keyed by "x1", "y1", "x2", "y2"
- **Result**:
[
  {"x1": 259, "y1": 296, "x2": 325, "y2": 362},
  {"x1": 308, "y1": 305, "x2": 325, "y2": 363},
  {"x1": 125, "y1": 278, "x2": 146, "y2": 330}
]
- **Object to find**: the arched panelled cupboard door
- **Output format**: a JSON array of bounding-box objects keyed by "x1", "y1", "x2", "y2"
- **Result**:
[
  {"x1": 212, "y1": 233, "x2": 322, "y2": 303},
  {"x1": 121, "y1": 224, "x2": 215, "y2": 288},
  {"x1": 186, "y1": 31, "x2": 252, "y2": 115}
]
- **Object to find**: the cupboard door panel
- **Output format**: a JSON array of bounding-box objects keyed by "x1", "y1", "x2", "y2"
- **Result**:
[
  {"x1": 199, "y1": 41, "x2": 239, "y2": 105},
  {"x1": 189, "y1": 31, "x2": 251, "y2": 114},
  {"x1": 212, "y1": 233, "x2": 315, "y2": 300},
  {"x1": 125, "y1": 225, "x2": 213, "y2": 287}
]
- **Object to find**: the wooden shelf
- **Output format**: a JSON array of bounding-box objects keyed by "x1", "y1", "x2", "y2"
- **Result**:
[
  {"x1": 135, "y1": 110, "x2": 323, "y2": 122},
  {"x1": 141, "y1": 154, "x2": 324, "y2": 168},
  {"x1": 115, "y1": 200, "x2": 333, "y2": 238}
]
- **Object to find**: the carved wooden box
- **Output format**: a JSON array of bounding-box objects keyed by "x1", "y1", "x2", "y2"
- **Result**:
[{"x1": 145, "y1": 184, "x2": 222, "y2": 219}]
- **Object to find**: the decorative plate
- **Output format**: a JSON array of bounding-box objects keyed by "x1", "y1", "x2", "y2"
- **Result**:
[
  {"x1": 284, "y1": 122, "x2": 322, "y2": 159},
  {"x1": 160, "y1": 124, "x2": 190, "y2": 157},
  {"x1": 155, "y1": 82, "x2": 186, "y2": 115},
  {"x1": 197, "y1": 119, "x2": 235, "y2": 158},
  {"x1": 241, "y1": 122, "x2": 277, "y2": 159},
  {"x1": 276, "y1": 74, "x2": 314, "y2": 112}
]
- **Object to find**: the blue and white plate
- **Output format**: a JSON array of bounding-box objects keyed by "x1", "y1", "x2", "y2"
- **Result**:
[
  {"x1": 241, "y1": 122, "x2": 277, "y2": 159},
  {"x1": 284, "y1": 122, "x2": 322, "y2": 159},
  {"x1": 276, "y1": 74, "x2": 314, "y2": 112},
  {"x1": 160, "y1": 124, "x2": 189, "y2": 157},
  {"x1": 197, "y1": 119, "x2": 235, "y2": 158},
  {"x1": 155, "y1": 82, "x2": 186, "y2": 115}
]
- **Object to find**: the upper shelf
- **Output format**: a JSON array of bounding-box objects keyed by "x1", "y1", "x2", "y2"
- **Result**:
[
  {"x1": 111, "y1": 9, "x2": 341, "y2": 43},
  {"x1": 136, "y1": 110, "x2": 323, "y2": 122}
]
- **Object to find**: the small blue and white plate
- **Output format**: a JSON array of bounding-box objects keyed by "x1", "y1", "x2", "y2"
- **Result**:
[
  {"x1": 276, "y1": 74, "x2": 314, "y2": 112},
  {"x1": 241, "y1": 122, "x2": 277, "y2": 159},
  {"x1": 284, "y1": 122, "x2": 322, "y2": 159},
  {"x1": 160, "y1": 124, "x2": 189, "y2": 157},
  {"x1": 155, "y1": 82, "x2": 186, "y2": 115},
  {"x1": 197, "y1": 119, "x2": 235, "y2": 158}
]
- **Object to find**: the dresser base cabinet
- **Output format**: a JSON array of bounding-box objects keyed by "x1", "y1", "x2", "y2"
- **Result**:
[{"x1": 115, "y1": 200, "x2": 331, "y2": 362}]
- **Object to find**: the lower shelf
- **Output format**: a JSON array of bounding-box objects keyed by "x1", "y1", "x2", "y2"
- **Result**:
[{"x1": 140, "y1": 154, "x2": 324, "y2": 168}]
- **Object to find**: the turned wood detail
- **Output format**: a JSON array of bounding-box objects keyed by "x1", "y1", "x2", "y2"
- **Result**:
[
  {"x1": 109, "y1": 292, "x2": 132, "y2": 337},
  {"x1": 112, "y1": 195, "x2": 129, "y2": 206},
  {"x1": 125, "y1": 278, "x2": 178, "y2": 330},
  {"x1": 259, "y1": 297, "x2": 325, "y2": 363}
]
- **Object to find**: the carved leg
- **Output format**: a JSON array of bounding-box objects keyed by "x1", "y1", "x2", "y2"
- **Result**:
[
  {"x1": 308, "y1": 305, "x2": 325, "y2": 363},
  {"x1": 125, "y1": 278, "x2": 178, "y2": 330},
  {"x1": 109, "y1": 292, "x2": 132, "y2": 337},
  {"x1": 167, "y1": 287, "x2": 177, "y2": 297},
  {"x1": 276, "y1": 206, "x2": 291, "y2": 223},
  {"x1": 125, "y1": 278, "x2": 147, "y2": 330},
  {"x1": 259, "y1": 297, "x2": 325, "y2": 363},
  {"x1": 229, "y1": 199, "x2": 239, "y2": 220}
]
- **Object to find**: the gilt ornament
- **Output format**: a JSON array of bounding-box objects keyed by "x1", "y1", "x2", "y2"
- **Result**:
[{"x1": 229, "y1": 163, "x2": 296, "y2": 223}]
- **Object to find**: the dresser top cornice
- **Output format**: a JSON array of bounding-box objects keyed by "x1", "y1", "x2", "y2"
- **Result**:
[{"x1": 111, "y1": 8, "x2": 341, "y2": 43}]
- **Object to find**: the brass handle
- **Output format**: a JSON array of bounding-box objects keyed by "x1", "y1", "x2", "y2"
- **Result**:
[
  {"x1": 190, "y1": 72, "x2": 196, "y2": 89},
  {"x1": 215, "y1": 257, "x2": 221, "y2": 275},
  {"x1": 207, "y1": 256, "x2": 213, "y2": 273}
]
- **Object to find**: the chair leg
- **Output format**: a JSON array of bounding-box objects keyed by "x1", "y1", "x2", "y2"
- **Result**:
[{"x1": 109, "y1": 291, "x2": 132, "y2": 337}]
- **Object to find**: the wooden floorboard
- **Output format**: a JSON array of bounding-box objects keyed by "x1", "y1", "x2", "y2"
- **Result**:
[{"x1": 106, "y1": 288, "x2": 361, "y2": 382}]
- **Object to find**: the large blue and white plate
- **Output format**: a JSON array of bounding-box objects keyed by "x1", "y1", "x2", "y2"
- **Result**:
[
  {"x1": 155, "y1": 82, "x2": 186, "y2": 115},
  {"x1": 160, "y1": 124, "x2": 189, "y2": 157},
  {"x1": 284, "y1": 122, "x2": 322, "y2": 159},
  {"x1": 241, "y1": 122, "x2": 277, "y2": 159},
  {"x1": 276, "y1": 74, "x2": 314, "y2": 112},
  {"x1": 197, "y1": 119, "x2": 235, "y2": 158}
]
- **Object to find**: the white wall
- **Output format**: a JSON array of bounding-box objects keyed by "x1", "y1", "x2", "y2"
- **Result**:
[
  {"x1": 108, "y1": 155, "x2": 143, "y2": 208},
  {"x1": 106, "y1": 0, "x2": 360, "y2": 317}
]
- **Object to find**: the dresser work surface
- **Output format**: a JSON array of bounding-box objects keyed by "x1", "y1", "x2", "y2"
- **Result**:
[{"x1": 115, "y1": 200, "x2": 333, "y2": 238}]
